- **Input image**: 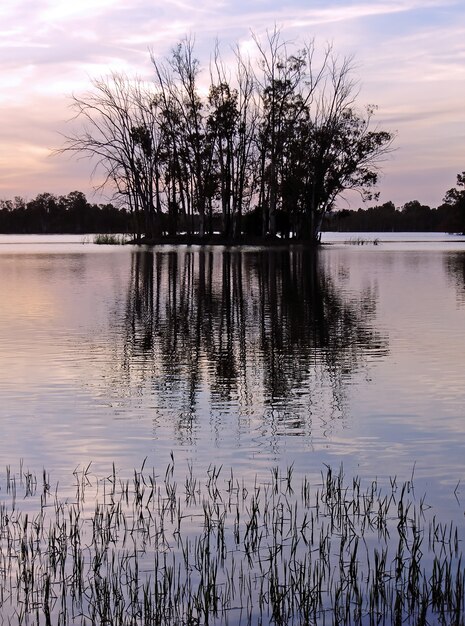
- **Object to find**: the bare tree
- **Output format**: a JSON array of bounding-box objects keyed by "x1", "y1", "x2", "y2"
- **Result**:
[{"x1": 59, "y1": 74, "x2": 164, "y2": 240}]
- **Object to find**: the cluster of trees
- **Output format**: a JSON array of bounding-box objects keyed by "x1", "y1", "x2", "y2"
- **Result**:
[
  {"x1": 61, "y1": 32, "x2": 393, "y2": 244},
  {"x1": 0, "y1": 191, "x2": 130, "y2": 234},
  {"x1": 325, "y1": 172, "x2": 465, "y2": 233}
]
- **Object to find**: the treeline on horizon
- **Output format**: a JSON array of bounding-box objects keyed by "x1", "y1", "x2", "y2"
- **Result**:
[
  {"x1": 324, "y1": 171, "x2": 465, "y2": 233},
  {"x1": 0, "y1": 191, "x2": 129, "y2": 234},
  {"x1": 323, "y1": 196, "x2": 465, "y2": 233},
  {"x1": 1, "y1": 182, "x2": 464, "y2": 235}
]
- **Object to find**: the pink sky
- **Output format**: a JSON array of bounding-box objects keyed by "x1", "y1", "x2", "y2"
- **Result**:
[{"x1": 0, "y1": 0, "x2": 464, "y2": 209}]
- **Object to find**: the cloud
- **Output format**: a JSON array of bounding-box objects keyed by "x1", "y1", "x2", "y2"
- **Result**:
[{"x1": 0, "y1": 0, "x2": 464, "y2": 205}]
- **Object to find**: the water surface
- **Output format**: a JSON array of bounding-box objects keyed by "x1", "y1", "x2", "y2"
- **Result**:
[{"x1": 0, "y1": 233, "x2": 464, "y2": 518}]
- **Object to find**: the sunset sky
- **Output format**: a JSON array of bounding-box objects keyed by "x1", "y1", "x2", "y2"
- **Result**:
[{"x1": 0, "y1": 0, "x2": 464, "y2": 209}]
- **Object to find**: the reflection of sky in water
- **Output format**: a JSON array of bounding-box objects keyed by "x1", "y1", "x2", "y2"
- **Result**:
[
  {"x1": 0, "y1": 239, "x2": 464, "y2": 520},
  {"x1": 333, "y1": 249, "x2": 465, "y2": 494}
]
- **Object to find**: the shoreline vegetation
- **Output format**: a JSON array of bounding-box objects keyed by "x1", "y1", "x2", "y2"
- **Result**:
[{"x1": 0, "y1": 460, "x2": 463, "y2": 625}]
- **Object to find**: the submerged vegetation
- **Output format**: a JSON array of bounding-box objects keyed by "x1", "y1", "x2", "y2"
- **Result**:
[{"x1": 0, "y1": 460, "x2": 463, "y2": 625}]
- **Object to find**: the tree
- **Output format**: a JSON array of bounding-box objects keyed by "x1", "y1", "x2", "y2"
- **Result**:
[
  {"x1": 153, "y1": 38, "x2": 216, "y2": 237},
  {"x1": 273, "y1": 47, "x2": 394, "y2": 244},
  {"x1": 208, "y1": 81, "x2": 238, "y2": 237},
  {"x1": 207, "y1": 42, "x2": 258, "y2": 238},
  {"x1": 253, "y1": 30, "x2": 318, "y2": 237},
  {"x1": 0, "y1": 190, "x2": 131, "y2": 234},
  {"x1": 443, "y1": 172, "x2": 465, "y2": 205},
  {"x1": 440, "y1": 172, "x2": 465, "y2": 234},
  {"x1": 59, "y1": 74, "x2": 164, "y2": 241},
  {"x1": 401, "y1": 200, "x2": 433, "y2": 231},
  {"x1": 247, "y1": 30, "x2": 393, "y2": 243}
]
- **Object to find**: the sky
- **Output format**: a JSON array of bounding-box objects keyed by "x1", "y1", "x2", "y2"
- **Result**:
[{"x1": 0, "y1": 0, "x2": 464, "y2": 210}]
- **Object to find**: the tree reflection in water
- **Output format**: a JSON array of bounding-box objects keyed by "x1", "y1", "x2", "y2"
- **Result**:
[
  {"x1": 119, "y1": 248, "x2": 388, "y2": 444},
  {"x1": 445, "y1": 252, "x2": 465, "y2": 306}
]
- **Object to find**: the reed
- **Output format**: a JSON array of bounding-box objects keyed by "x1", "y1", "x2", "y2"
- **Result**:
[
  {"x1": 93, "y1": 233, "x2": 128, "y2": 245},
  {"x1": 346, "y1": 237, "x2": 380, "y2": 246},
  {"x1": 0, "y1": 461, "x2": 463, "y2": 625}
]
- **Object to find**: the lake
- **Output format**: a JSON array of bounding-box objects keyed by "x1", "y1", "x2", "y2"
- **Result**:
[
  {"x1": 0, "y1": 232, "x2": 464, "y2": 623},
  {"x1": 1, "y1": 233, "x2": 464, "y2": 491}
]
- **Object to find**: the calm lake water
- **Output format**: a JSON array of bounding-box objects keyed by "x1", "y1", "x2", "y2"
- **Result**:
[
  {"x1": 0, "y1": 233, "x2": 464, "y2": 513},
  {"x1": 1, "y1": 233, "x2": 465, "y2": 624}
]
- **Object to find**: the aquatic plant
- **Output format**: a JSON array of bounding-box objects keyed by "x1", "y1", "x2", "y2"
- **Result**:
[
  {"x1": 93, "y1": 233, "x2": 128, "y2": 245},
  {"x1": 0, "y1": 460, "x2": 463, "y2": 625},
  {"x1": 345, "y1": 237, "x2": 380, "y2": 246}
]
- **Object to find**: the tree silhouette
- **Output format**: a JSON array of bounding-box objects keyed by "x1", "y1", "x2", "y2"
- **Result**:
[
  {"x1": 441, "y1": 172, "x2": 465, "y2": 234},
  {"x1": 60, "y1": 32, "x2": 393, "y2": 245}
]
